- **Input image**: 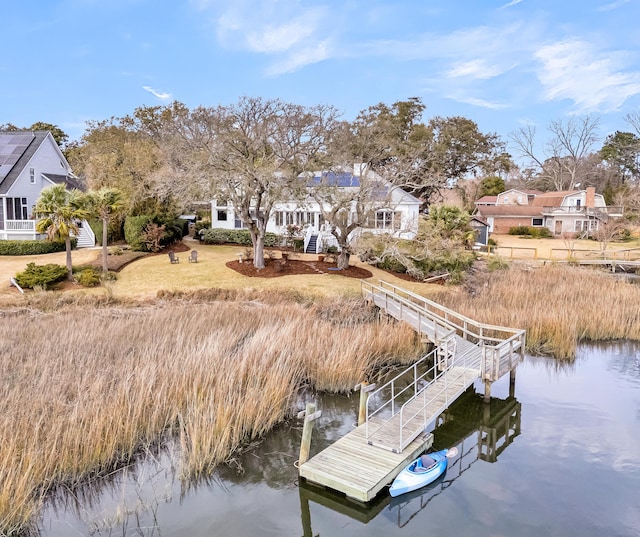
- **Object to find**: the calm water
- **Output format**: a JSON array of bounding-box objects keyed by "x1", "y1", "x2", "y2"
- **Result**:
[{"x1": 40, "y1": 342, "x2": 640, "y2": 537}]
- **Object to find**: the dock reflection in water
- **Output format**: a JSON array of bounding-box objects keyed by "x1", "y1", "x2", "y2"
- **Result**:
[{"x1": 299, "y1": 383, "x2": 522, "y2": 534}]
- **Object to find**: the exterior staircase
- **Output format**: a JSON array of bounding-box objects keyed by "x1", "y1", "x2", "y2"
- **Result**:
[
  {"x1": 305, "y1": 234, "x2": 318, "y2": 254},
  {"x1": 75, "y1": 219, "x2": 96, "y2": 248}
]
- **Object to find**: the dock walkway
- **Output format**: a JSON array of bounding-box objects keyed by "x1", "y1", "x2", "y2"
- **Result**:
[{"x1": 298, "y1": 281, "x2": 526, "y2": 502}]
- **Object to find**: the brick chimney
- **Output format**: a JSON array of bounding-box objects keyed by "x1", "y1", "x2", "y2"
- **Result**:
[{"x1": 585, "y1": 186, "x2": 595, "y2": 208}]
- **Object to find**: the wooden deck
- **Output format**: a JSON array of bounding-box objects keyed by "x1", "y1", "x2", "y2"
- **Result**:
[
  {"x1": 298, "y1": 419, "x2": 433, "y2": 502},
  {"x1": 298, "y1": 281, "x2": 525, "y2": 502}
]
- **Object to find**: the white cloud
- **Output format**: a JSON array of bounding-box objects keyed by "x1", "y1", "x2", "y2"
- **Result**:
[
  {"x1": 210, "y1": 1, "x2": 333, "y2": 74},
  {"x1": 142, "y1": 86, "x2": 172, "y2": 101},
  {"x1": 500, "y1": 0, "x2": 524, "y2": 8},
  {"x1": 266, "y1": 41, "x2": 331, "y2": 75},
  {"x1": 450, "y1": 96, "x2": 510, "y2": 110},
  {"x1": 598, "y1": 0, "x2": 630, "y2": 12},
  {"x1": 447, "y1": 59, "x2": 509, "y2": 80},
  {"x1": 215, "y1": 3, "x2": 328, "y2": 52},
  {"x1": 246, "y1": 18, "x2": 316, "y2": 53},
  {"x1": 534, "y1": 39, "x2": 640, "y2": 112}
]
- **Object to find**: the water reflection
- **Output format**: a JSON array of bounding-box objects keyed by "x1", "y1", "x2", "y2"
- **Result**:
[
  {"x1": 38, "y1": 342, "x2": 640, "y2": 537},
  {"x1": 298, "y1": 383, "x2": 523, "y2": 534}
]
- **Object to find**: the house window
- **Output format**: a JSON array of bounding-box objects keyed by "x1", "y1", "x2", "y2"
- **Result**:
[
  {"x1": 375, "y1": 210, "x2": 401, "y2": 230},
  {"x1": 217, "y1": 210, "x2": 228, "y2": 221},
  {"x1": 6, "y1": 197, "x2": 28, "y2": 220},
  {"x1": 574, "y1": 221, "x2": 585, "y2": 232},
  {"x1": 30, "y1": 168, "x2": 35, "y2": 183},
  {"x1": 576, "y1": 199, "x2": 581, "y2": 208},
  {"x1": 275, "y1": 211, "x2": 312, "y2": 227},
  {"x1": 590, "y1": 220, "x2": 598, "y2": 231},
  {"x1": 532, "y1": 218, "x2": 543, "y2": 226},
  {"x1": 235, "y1": 210, "x2": 257, "y2": 229}
]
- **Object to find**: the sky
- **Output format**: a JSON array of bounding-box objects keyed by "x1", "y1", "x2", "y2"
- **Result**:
[{"x1": 3, "y1": 0, "x2": 640, "y2": 156}]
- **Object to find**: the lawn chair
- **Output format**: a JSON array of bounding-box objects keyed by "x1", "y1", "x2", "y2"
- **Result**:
[
  {"x1": 168, "y1": 251, "x2": 179, "y2": 264},
  {"x1": 188, "y1": 250, "x2": 198, "y2": 263}
]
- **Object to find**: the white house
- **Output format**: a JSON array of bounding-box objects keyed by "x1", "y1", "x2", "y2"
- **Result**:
[
  {"x1": 531, "y1": 188, "x2": 622, "y2": 236},
  {"x1": 0, "y1": 130, "x2": 94, "y2": 246},
  {"x1": 210, "y1": 166, "x2": 421, "y2": 253}
]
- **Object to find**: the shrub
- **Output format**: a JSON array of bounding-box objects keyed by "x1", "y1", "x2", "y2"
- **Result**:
[
  {"x1": 200, "y1": 228, "x2": 280, "y2": 247},
  {"x1": 124, "y1": 215, "x2": 153, "y2": 251},
  {"x1": 508, "y1": 226, "x2": 552, "y2": 238},
  {"x1": 88, "y1": 218, "x2": 102, "y2": 246},
  {"x1": 487, "y1": 256, "x2": 510, "y2": 271},
  {"x1": 15, "y1": 263, "x2": 68, "y2": 289},
  {"x1": 0, "y1": 240, "x2": 74, "y2": 256},
  {"x1": 508, "y1": 226, "x2": 530, "y2": 236},
  {"x1": 529, "y1": 227, "x2": 552, "y2": 238},
  {"x1": 159, "y1": 218, "x2": 185, "y2": 246},
  {"x1": 140, "y1": 223, "x2": 166, "y2": 252},
  {"x1": 101, "y1": 271, "x2": 118, "y2": 282},
  {"x1": 377, "y1": 257, "x2": 407, "y2": 274},
  {"x1": 76, "y1": 268, "x2": 101, "y2": 287},
  {"x1": 194, "y1": 221, "x2": 210, "y2": 235}
]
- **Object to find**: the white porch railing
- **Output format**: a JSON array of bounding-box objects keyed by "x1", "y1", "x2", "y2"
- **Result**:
[{"x1": 5, "y1": 220, "x2": 36, "y2": 231}]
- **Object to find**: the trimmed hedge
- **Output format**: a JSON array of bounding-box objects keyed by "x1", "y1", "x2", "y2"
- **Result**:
[
  {"x1": 200, "y1": 228, "x2": 280, "y2": 247},
  {"x1": 0, "y1": 239, "x2": 74, "y2": 256}
]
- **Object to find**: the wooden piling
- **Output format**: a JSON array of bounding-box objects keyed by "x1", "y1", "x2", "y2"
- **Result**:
[
  {"x1": 298, "y1": 402, "x2": 321, "y2": 467},
  {"x1": 509, "y1": 369, "x2": 516, "y2": 399},
  {"x1": 484, "y1": 380, "x2": 492, "y2": 402},
  {"x1": 355, "y1": 382, "x2": 376, "y2": 426}
]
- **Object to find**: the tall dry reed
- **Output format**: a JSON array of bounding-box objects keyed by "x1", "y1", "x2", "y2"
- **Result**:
[
  {"x1": 0, "y1": 294, "x2": 421, "y2": 535},
  {"x1": 430, "y1": 265, "x2": 640, "y2": 359}
]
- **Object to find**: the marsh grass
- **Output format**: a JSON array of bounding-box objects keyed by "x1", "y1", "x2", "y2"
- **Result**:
[
  {"x1": 431, "y1": 264, "x2": 640, "y2": 359},
  {"x1": 0, "y1": 293, "x2": 421, "y2": 535}
]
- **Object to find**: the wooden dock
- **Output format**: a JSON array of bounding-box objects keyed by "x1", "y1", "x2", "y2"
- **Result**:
[
  {"x1": 298, "y1": 418, "x2": 433, "y2": 502},
  {"x1": 366, "y1": 365, "x2": 480, "y2": 452},
  {"x1": 298, "y1": 280, "x2": 525, "y2": 502}
]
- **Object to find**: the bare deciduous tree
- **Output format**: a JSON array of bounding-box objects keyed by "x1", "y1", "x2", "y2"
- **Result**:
[
  {"x1": 591, "y1": 219, "x2": 626, "y2": 253},
  {"x1": 510, "y1": 116, "x2": 600, "y2": 191},
  {"x1": 171, "y1": 97, "x2": 339, "y2": 269}
]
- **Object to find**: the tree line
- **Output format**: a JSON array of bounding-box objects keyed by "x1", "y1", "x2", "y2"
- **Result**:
[{"x1": 7, "y1": 98, "x2": 640, "y2": 270}]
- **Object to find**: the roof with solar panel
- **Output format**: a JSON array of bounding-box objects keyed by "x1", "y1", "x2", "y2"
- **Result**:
[{"x1": 0, "y1": 130, "x2": 81, "y2": 194}]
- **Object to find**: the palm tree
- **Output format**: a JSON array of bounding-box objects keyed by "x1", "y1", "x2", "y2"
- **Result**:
[
  {"x1": 34, "y1": 184, "x2": 89, "y2": 280},
  {"x1": 87, "y1": 188, "x2": 125, "y2": 273}
]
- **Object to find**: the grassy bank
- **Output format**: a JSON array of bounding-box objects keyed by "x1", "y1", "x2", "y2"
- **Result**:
[
  {"x1": 0, "y1": 292, "x2": 421, "y2": 535},
  {"x1": 430, "y1": 263, "x2": 640, "y2": 359}
]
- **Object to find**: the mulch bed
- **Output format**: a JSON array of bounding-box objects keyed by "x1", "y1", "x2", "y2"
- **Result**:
[{"x1": 226, "y1": 258, "x2": 373, "y2": 279}]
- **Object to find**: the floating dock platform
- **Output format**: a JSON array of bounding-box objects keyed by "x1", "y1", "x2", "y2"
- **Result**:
[{"x1": 298, "y1": 417, "x2": 432, "y2": 502}]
